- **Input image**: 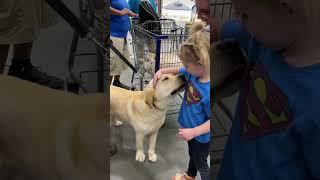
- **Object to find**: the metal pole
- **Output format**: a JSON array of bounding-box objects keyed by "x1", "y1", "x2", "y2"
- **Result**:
[
  {"x1": 158, "y1": 0, "x2": 162, "y2": 17},
  {"x1": 155, "y1": 38, "x2": 161, "y2": 72}
]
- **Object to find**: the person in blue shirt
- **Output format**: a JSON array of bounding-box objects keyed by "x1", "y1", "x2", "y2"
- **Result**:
[
  {"x1": 154, "y1": 23, "x2": 210, "y2": 180},
  {"x1": 210, "y1": 0, "x2": 320, "y2": 179},
  {"x1": 110, "y1": 0, "x2": 137, "y2": 89}
]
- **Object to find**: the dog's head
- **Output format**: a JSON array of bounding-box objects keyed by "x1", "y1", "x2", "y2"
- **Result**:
[{"x1": 145, "y1": 74, "x2": 187, "y2": 109}]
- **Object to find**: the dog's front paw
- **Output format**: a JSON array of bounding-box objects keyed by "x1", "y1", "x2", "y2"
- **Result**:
[
  {"x1": 148, "y1": 151, "x2": 157, "y2": 162},
  {"x1": 114, "y1": 120, "x2": 123, "y2": 127},
  {"x1": 135, "y1": 151, "x2": 145, "y2": 162}
]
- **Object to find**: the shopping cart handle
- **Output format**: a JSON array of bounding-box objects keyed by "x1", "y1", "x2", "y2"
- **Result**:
[
  {"x1": 170, "y1": 27, "x2": 183, "y2": 33},
  {"x1": 132, "y1": 16, "x2": 139, "y2": 20},
  {"x1": 170, "y1": 28, "x2": 178, "y2": 33}
]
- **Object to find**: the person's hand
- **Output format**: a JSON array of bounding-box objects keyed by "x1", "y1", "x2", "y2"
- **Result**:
[
  {"x1": 178, "y1": 128, "x2": 197, "y2": 141},
  {"x1": 128, "y1": 10, "x2": 138, "y2": 18},
  {"x1": 119, "y1": 8, "x2": 129, "y2": 16},
  {"x1": 153, "y1": 69, "x2": 162, "y2": 87}
]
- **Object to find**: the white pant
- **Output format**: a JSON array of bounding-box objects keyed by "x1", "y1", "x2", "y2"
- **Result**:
[{"x1": 109, "y1": 36, "x2": 129, "y2": 76}]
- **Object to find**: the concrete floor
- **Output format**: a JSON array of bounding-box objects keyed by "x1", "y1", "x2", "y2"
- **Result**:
[{"x1": 110, "y1": 112, "x2": 206, "y2": 180}]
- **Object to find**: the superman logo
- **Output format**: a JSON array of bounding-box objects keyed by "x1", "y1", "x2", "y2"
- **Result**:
[
  {"x1": 186, "y1": 83, "x2": 202, "y2": 105},
  {"x1": 239, "y1": 63, "x2": 293, "y2": 140}
]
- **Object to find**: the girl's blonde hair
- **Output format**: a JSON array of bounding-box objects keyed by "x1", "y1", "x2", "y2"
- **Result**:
[{"x1": 179, "y1": 22, "x2": 210, "y2": 71}]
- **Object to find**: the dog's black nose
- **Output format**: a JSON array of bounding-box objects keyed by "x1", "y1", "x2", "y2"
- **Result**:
[{"x1": 178, "y1": 74, "x2": 187, "y2": 82}]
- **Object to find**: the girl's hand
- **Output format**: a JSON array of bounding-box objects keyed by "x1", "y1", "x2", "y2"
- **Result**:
[
  {"x1": 153, "y1": 69, "x2": 162, "y2": 87},
  {"x1": 178, "y1": 128, "x2": 197, "y2": 141}
]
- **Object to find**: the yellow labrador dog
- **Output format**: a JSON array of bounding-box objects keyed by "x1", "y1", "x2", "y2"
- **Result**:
[
  {"x1": 0, "y1": 75, "x2": 107, "y2": 180},
  {"x1": 110, "y1": 74, "x2": 187, "y2": 162}
]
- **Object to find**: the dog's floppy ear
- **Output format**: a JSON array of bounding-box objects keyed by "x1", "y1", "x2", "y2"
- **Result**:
[{"x1": 144, "y1": 87, "x2": 155, "y2": 109}]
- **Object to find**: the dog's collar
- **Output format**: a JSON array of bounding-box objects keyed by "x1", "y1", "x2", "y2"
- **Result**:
[
  {"x1": 145, "y1": 96, "x2": 166, "y2": 110},
  {"x1": 152, "y1": 97, "x2": 166, "y2": 110},
  {"x1": 152, "y1": 97, "x2": 161, "y2": 110}
]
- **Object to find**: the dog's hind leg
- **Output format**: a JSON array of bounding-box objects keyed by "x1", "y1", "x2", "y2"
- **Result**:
[
  {"x1": 148, "y1": 131, "x2": 158, "y2": 162},
  {"x1": 135, "y1": 133, "x2": 145, "y2": 162}
]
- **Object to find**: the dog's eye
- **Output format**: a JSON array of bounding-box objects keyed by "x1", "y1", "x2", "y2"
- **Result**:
[{"x1": 163, "y1": 77, "x2": 169, "y2": 81}]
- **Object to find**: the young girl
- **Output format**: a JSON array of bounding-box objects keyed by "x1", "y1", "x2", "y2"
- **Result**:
[
  {"x1": 153, "y1": 23, "x2": 210, "y2": 180},
  {"x1": 211, "y1": 0, "x2": 320, "y2": 179}
]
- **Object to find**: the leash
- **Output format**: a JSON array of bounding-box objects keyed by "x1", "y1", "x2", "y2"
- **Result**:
[{"x1": 109, "y1": 39, "x2": 144, "y2": 78}]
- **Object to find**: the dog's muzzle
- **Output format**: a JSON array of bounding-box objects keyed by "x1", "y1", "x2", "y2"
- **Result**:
[
  {"x1": 170, "y1": 74, "x2": 188, "y2": 95},
  {"x1": 177, "y1": 74, "x2": 187, "y2": 83}
]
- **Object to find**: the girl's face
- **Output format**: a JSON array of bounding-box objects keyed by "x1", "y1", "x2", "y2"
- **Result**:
[
  {"x1": 183, "y1": 61, "x2": 205, "y2": 77},
  {"x1": 232, "y1": 0, "x2": 298, "y2": 51}
]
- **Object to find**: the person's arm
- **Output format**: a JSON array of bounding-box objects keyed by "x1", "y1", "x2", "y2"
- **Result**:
[
  {"x1": 178, "y1": 120, "x2": 210, "y2": 141},
  {"x1": 110, "y1": 7, "x2": 125, "y2": 16},
  {"x1": 193, "y1": 120, "x2": 210, "y2": 136},
  {"x1": 110, "y1": 7, "x2": 137, "y2": 17}
]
